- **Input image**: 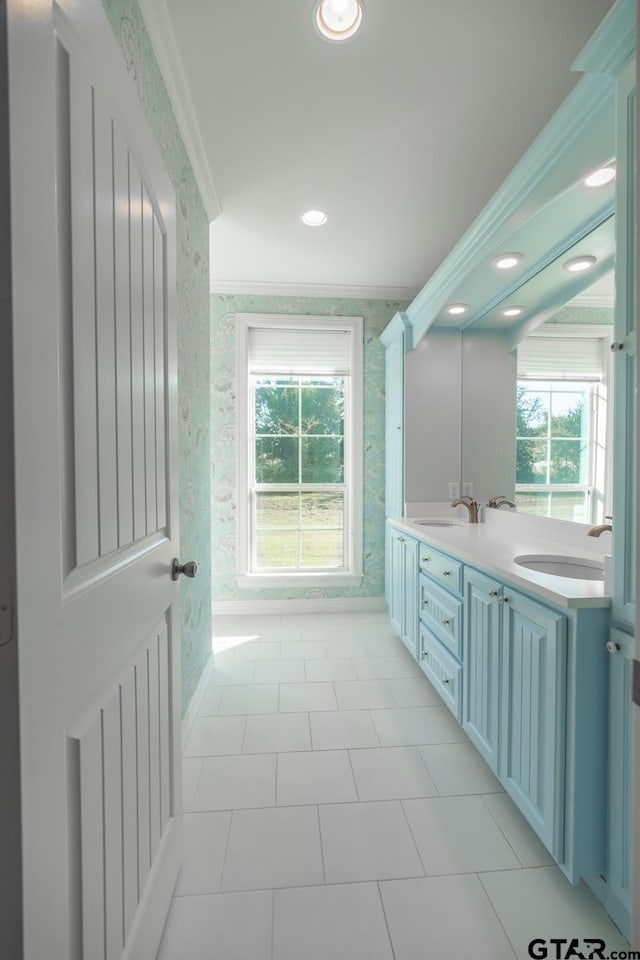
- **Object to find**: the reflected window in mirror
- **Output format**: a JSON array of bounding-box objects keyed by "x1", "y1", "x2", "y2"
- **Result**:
[{"x1": 515, "y1": 321, "x2": 612, "y2": 524}]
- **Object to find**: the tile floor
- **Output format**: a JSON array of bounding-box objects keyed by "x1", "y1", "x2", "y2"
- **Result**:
[{"x1": 157, "y1": 612, "x2": 628, "y2": 960}]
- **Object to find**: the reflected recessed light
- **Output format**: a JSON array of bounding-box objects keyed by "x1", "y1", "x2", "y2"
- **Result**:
[
  {"x1": 502, "y1": 306, "x2": 524, "y2": 317},
  {"x1": 493, "y1": 253, "x2": 523, "y2": 270},
  {"x1": 584, "y1": 165, "x2": 616, "y2": 188},
  {"x1": 446, "y1": 303, "x2": 469, "y2": 316},
  {"x1": 563, "y1": 255, "x2": 597, "y2": 274},
  {"x1": 301, "y1": 209, "x2": 328, "y2": 226},
  {"x1": 314, "y1": 0, "x2": 364, "y2": 42}
]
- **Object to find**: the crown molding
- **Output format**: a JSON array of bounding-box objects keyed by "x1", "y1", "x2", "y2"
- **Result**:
[
  {"x1": 137, "y1": 0, "x2": 221, "y2": 221},
  {"x1": 572, "y1": 0, "x2": 635, "y2": 76},
  {"x1": 210, "y1": 279, "x2": 419, "y2": 301}
]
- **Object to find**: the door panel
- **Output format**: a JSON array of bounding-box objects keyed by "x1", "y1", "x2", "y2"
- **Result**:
[{"x1": 8, "y1": 1, "x2": 182, "y2": 957}]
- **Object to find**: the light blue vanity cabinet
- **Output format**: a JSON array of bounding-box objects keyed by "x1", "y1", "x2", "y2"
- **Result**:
[
  {"x1": 387, "y1": 524, "x2": 419, "y2": 658},
  {"x1": 418, "y1": 542, "x2": 464, "y2": 720}
]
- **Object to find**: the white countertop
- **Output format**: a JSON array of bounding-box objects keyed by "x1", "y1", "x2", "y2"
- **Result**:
[{"x1": 389, "y1": 516, "x2": 611, "y2": 610}]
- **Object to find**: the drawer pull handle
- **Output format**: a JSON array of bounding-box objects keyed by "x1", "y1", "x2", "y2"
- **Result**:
[{"x1": 606, "y1": 641, "x2": 621, "y2": 653}]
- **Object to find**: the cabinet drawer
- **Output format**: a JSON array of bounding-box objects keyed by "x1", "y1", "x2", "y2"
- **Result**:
[
  {"x1": 419, "y1": 574, "x2": 462, "y2": 659},
  {"x1": 419, "y1": 544, "x2": 462, "y2": 595},
  {"x1": 419, "y1": 624, "x2": 462, "y2": 721}
]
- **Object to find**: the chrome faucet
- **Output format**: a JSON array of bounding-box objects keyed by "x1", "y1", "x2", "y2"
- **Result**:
[
  {"x1": 587, "y1": 523, "x2": 612, "y2": 537},
  {"x1": 487, "y1": 495, "x2": 515, "y2": 509},
  {"x1": 451, "y1": 496, "x2": 479, "y2": 523}
]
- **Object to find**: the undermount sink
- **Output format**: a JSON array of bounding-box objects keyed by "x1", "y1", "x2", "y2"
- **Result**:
[
  {"x1": 411, "y1": 518, "x2": 465, "y2": 527},
  {"x1": 514, "y1": 554, "x2": 605, "y2": 581}
]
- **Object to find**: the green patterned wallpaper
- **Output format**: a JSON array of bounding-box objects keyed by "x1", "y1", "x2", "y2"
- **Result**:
[
  {"x1": 102, "y1": 0, "x2": 212, "y2": 712},
  {"x1": 211, "y1": 294, "x2": 408, "y2": 602}
]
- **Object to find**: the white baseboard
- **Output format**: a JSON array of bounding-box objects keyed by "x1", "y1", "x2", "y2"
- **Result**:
[
  {"x1": 212, "y1": 597, "x2": 386, "y2": 616},
  {"x1": 182, "y1": 651, "x2": 215, "y2": 750}
]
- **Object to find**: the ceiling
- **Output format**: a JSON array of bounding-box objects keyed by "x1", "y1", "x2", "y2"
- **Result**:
[{"x1": 151, "y1": 0, "x2": 617, "y2": 297}]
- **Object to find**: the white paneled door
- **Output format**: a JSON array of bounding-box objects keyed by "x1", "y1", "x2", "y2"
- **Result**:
[{"x1": 8, "y1": 1, "x2": 183, "y2": 957}]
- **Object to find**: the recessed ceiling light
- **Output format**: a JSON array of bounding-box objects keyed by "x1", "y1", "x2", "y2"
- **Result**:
[
  {"x1": 301, "y1": 209, "x2": 328, "y2": 226},
  {"x1": 446, "y1": 303, "x2": 469, "y2": 316},
  {"x1": 584, "y1": 165, "x2": 616, "y2": 188},
  {"x1": 492, "y1": 253, "x2": 523, "y2": 270},
  {"x1": 314, "y1": 0, "x2": 364, "y2": 42},
  {"x1": 563, "y1": 255, "x2": 597, "y2": 274},
  {"x1": 502, "y1": 306, "x2": 524, "y2": 317}
]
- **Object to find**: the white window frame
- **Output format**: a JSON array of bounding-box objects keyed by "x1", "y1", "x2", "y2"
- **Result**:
[{"x1": 235, "y1": 314, "x2": 364, "y2": 588}]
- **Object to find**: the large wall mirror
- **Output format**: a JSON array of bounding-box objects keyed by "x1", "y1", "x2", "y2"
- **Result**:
[{"x1": 460, "y1": 270, "x2": 614, "y2": 523}]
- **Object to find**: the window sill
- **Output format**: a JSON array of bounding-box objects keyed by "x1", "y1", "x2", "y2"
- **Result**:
[{"x1": 236, "y1": 573, "x2": 364, "y2": 589}]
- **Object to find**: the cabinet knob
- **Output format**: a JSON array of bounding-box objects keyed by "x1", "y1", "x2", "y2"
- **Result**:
[
  {"x1": 442, "y1": 678, "x2": 451, "y2": 686},
  {"x1": 606, "y1": 641, "x2": 621, "y2": 654},
  {"x1": 399, "y1": 537, "x2": 405, "y2": 543},
  {"x1": 489, "y1": 590, "x2": 499, "y2": 597},
  {"x1": 440, "y1": 617, "x2": 450, "y2": 626},
  {"x1": 498, "y1": 596, "x2": 510, "y2": 604},
  {"x1": 611, "y1": 342, "x2": 625, "y2": 352},
  {"x1": 442, "y1": 570, "x2": 451, "y2": 577}
]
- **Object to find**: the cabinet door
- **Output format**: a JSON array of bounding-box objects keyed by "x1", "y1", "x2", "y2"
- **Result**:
[
  {"x1": 384, "y1": 331, "x2": 405, "y2": 519},
  {"x1": 605, "y1": 628, "x2": 633, "y2": 938},
  {"x1": 463, "y1": 568, "x2": 501, "y2": 772},
  {"x1": 387, "y1": 527, "x2": 405, "y2": 637},
  {"x1": 401, "y1": 536, "x2": 419, "y2": 657},
  {"x1": 612, "y1": 58, "x2": 636, "y2": 631},
  {"x1": 500, "y1": 591, "x2": 566, "y2": 856}
]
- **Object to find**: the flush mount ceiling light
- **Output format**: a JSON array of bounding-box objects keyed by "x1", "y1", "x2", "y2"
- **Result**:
[
  {"x1": 446, "y1": 303, "x2": 469, "y2": 316},
  {"x1": 584, "y1": 165, "x2": 616, "y2": 188},
  {"x1": 563, "y1": 255, "x2": 598, "y2": 274},
  {"x1": 313, "y1": 0, "x2": 364, "y2": 42},
  {"x1": 502, "y1": 305, "x2": 524, "y2": 317},
  {"x1": 492, "y1": 253, "x2": 523, "y2": 270},
  {"x1": 301, "y1": 209, "x2": 328, "y2": 226}
]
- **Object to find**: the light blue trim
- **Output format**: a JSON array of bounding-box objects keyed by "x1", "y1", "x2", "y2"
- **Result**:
[
  {"x1": 573, "y1": 0, "x2": 636, "y2": 76},
  {"x1": 379, "y1": 310, "x2": 412, "y2": 351}
]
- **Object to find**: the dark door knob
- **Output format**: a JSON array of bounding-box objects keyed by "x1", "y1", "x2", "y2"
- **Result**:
[{"x1": 172, "y1": 558, "x2": 199, "y2": 581}]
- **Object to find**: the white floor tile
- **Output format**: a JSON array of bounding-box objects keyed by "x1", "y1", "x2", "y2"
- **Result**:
[
  {"x1": 403, "y1": 796, "x2": 521, "y2": 874},
  {"x1": 223, "y1": 806, "x2": 324, "y2": 891},
  {"x1": 273, "y1": 882, "x2": 394, "y2": 960},
  {"x1": 217, "y1": 684, "x2": 279, "y2": 715},
  {"x1": 305, "y1": 658, "x2": 358, "y2": 682},
  {"x1": 349, "y1": 746, "x2": 438, "y2": 801},
  {"x1": 310, "y1": 710, "x2": 380, "y2": 750},
  {"x1": 157, "y1": 891, "x2": 273, "y2": 960},
  {"x1": 380, "y1": 875, "x2": 517, "y2": 960},
  {"x1": 319, "y1": 800, "x2": 424, "y2": 883},
  {"x1": 482, "y1": 793, "x2": 555, "y2": 867},
  {"x1": 175, "y1": 811, "x2": 231, "y2": 895},
  {"x1": 182, "y1": 757, "x2": 203, "y2": 811},
  {"x1": 322, "y1": 639, "x2": 370, "y2": 658},
  {"x1": 479, "y1": 867, "x2": 630, "y2": 957},
  {"x1": 277, "y1": 750, "x2": 358, "y2": 805},
  {"x1": 370, "y1": 706, "x2": 468, "y2": 746},
  {"x1": 253, "y1": 660, "x2": 306, "y2": 684},
  {"x1": 191, "y1": 754, "x2": 276, "y2": 811},
  {"x1": 243, "y1": 713, "x2": 311, "y2": 754},
  {"x1": 418, "y1": 741, "x2": 504, "y2": 795},
  {"x1": 333, "y1": 679, "x2": 396, "y2": 710},
  {"x1": 278, "y1": 682, "x2": 338, "y2": 712},
  {"x1": 233, "y1": 640, "x2": 281, "y2": 661},
  {"x1": 363, "y1": 636, "x2": 408, "y2": 656},
  {"x1": 281, "y1": 640, "x2": 327, "y2": 660},
  {"x1": 353, "y1": 657, "x2": 423, "y2": 680},
  {"x1": 184, "y1": 716, "x2": 246, "y2": 758},
  {"x1": 385, "y1": 677, "x2": 442, "y2": 707},
  {"x1": 197, "y1": 684, "x2": 223, "y2": 716},
  {"x1": 207, "y1": 660, "x2": 256, "y2": 688}
]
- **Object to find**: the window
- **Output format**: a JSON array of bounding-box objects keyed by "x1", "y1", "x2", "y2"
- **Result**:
[
  {"x1": 515, "y1": 326, "x2": 611, "y2": 523},
  {"x1": 236, "y1": 315, "x2": 363, "y2": 587}
]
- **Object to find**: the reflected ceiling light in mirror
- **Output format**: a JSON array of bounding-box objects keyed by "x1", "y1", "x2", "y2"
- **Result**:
[
  {"x1": 446, "y1": 303, "x2": 469, "y2": 316},
  {"x1": 584, "y1": 165, "x2": 616, "y2": 188},
  {"x1": 563, "y1": 255, "x2": 597, "y2": 274},
  {"x1": 301, "y1": 209, "x2": 328, "y2": 226},
  {"x1": 492, "y1": 253, "x2": 523, "y2": 270},
  {"x1": 314, "y1": 0, "x2": 364, "y2": 41},
  {"x1": 502, "y1": 306, "x2": 524, "y2": 317}
]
